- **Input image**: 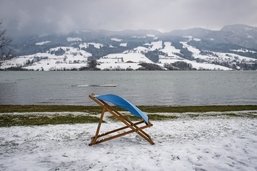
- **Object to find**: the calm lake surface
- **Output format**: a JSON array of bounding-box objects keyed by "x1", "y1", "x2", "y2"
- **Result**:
[{"x1": 0, "y1": 71, "x2": 257, "y2": 106}]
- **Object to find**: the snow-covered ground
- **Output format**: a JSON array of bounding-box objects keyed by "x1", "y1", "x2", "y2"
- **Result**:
[
  {"x1": 111, "y1": 38, "x2": 122, "y2": 42},
  {"x1": 181, "y1": 41, "x2": 256, "y2": 64},
  {"x1": 67, "y1": 37, "x2": 82, "y2": 42},
  {"x1": 1, "y1": 116, "x2": 257, "y2": 171},
  {"x1": 97, "y1": 52, "x2": 153, "y2": 70},
  {"x1": 79, "y1": 42, "x2": 103, "y2": 49},
  {"x1": 149, "y1": 41, "x2": 163, "y2": 50},
  {"x1": 158, "y1": 42, "x2": 232, "y2": 70},
  {"x1": 230, "y1": 49, "x2": 256, "y2": 54},
  {"x1": 1, "y1": 47, "x2": 91, "y2": 71},
  {"x1": 146, "y1": 34, "x2": 158, "y2": 40},
  {"x1": 160, "y1": 42, "x2": 181, "y2": 56},
  {"x1": 120, "y1": 43, "x2": 127, "y2": 47},
  {"x1": 35, "y1": 41, "x2": 51, "y2": 46}
]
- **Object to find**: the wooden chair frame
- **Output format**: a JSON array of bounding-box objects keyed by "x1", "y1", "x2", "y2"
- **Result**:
[{"x1": 89, "y1": 94, "x2": 154, "y2": 146}]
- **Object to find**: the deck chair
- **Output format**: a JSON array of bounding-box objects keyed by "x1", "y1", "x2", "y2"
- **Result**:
[{"x1": 89, "y1": 93, "x2": 154, "y2": 145}]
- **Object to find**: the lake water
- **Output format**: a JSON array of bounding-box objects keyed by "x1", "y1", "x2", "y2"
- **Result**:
[{"x1": 0, "y1": 71, "x2": 257, "y2": 106}]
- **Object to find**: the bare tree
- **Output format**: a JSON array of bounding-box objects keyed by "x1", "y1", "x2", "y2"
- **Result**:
[{"x1": 0, "y1": 22, "x2": 12, "y2": 59}]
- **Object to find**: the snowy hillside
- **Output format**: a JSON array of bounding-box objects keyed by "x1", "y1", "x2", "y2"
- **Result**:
[
  {"x1": 1, "y1": 25, "x2": 257, "y2": 71},
  {"x1": 98, "y1": 51, "x2": 153, "y2": 70},
  {"x1": 0, "y1": 47, "x2": 91, "y2": 71}
]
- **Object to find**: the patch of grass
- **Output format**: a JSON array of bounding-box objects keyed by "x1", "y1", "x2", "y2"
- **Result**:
[
  {"x1": 0, "y1": 105, "x2": 100, "y2": 113},
  {"x1": 139, "y1": 105, "x2": 257, "y2": 113},
  {"x1": 1, "y1": 105, "x2": 257, "y2": 113},
  {"x1": 0, "y1": 114, "x2": 99, "y2": 127},
  {"x1": 108, "y1": 114, "x2": 178, "y2": 121},
  {"x1": 148, "y1": 114, "x2": 178, "y2": 120},
  {"x1": 223, "y1": 113, "x2": 257, "y2": 118},
  {"x1": 221, "y1": 113, "x2": 242, "y2": 117},
  {"x1": 1, "y1": 105, "x2": 257, "y2": 127}
]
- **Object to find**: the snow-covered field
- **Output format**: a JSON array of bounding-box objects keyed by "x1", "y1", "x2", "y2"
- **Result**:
[
  {"x1": 98, "y1": 52, "x2": 153, "y2": 70},
  {"x1": 1, "y1": 116, "x2": 257, "y2": 171},
  {"x1": 35, "y1": 41, "x2": 51, "y2": 46},
  {"x1": 1, "y1": 35, "x2": 256, "y2": 71},
  {"x1": 180, "y1": 41, "x2": 256, "y2": 70},
  {"x1": 0, "y1": 47, "x2": 91, "y2": 71},
  {"x1": 111, "y1": 38, "x2": 122, "y2": 42}
]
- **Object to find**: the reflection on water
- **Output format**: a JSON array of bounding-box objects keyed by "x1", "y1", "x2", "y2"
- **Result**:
[{"x1": 0, "y1": 71, "x2": 257, "y2": 105}]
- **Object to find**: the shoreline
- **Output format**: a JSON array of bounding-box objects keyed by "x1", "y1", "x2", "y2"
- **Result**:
[
  {"x1": 1, "y1": 105, "x2": 257, "y2": 127},
  {"x1": 1, "y1": 104, "x2": 257, "y2": 113}
]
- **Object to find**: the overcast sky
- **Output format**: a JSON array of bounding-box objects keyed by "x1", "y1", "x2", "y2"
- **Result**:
[{"x1": 1, "y1": 0, "x2": 257, "y2": 36}]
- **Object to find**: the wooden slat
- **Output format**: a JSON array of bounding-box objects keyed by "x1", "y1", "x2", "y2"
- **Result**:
[
  {"x1": 91, "y1": 120, "x2": 145, "y2": 139},
  {"x1": 90, "y1": 108, "x2": 106, "y2": 145},
  {"x1": 91, "y1": 124, "x2": 152, "y2": 145}
]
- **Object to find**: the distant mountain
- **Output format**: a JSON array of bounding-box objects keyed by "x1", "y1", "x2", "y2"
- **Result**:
[
  {"x1": 166, "y1": 24, "x2": 257, "y2": 50},
  {"x1": 219, "y1": 24, "x2": 257, "y2": 49},
  {"x1": 0, "y1": 24, "x2": 257, "y2": 71},
  {"x1": 168, "y1": 28, "x2": 212, "y2": 38}
]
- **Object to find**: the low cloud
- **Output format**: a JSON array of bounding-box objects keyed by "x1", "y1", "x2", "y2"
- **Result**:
[{"x1": 0, "y1": 0, "x2": 257, "y2": 36}]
